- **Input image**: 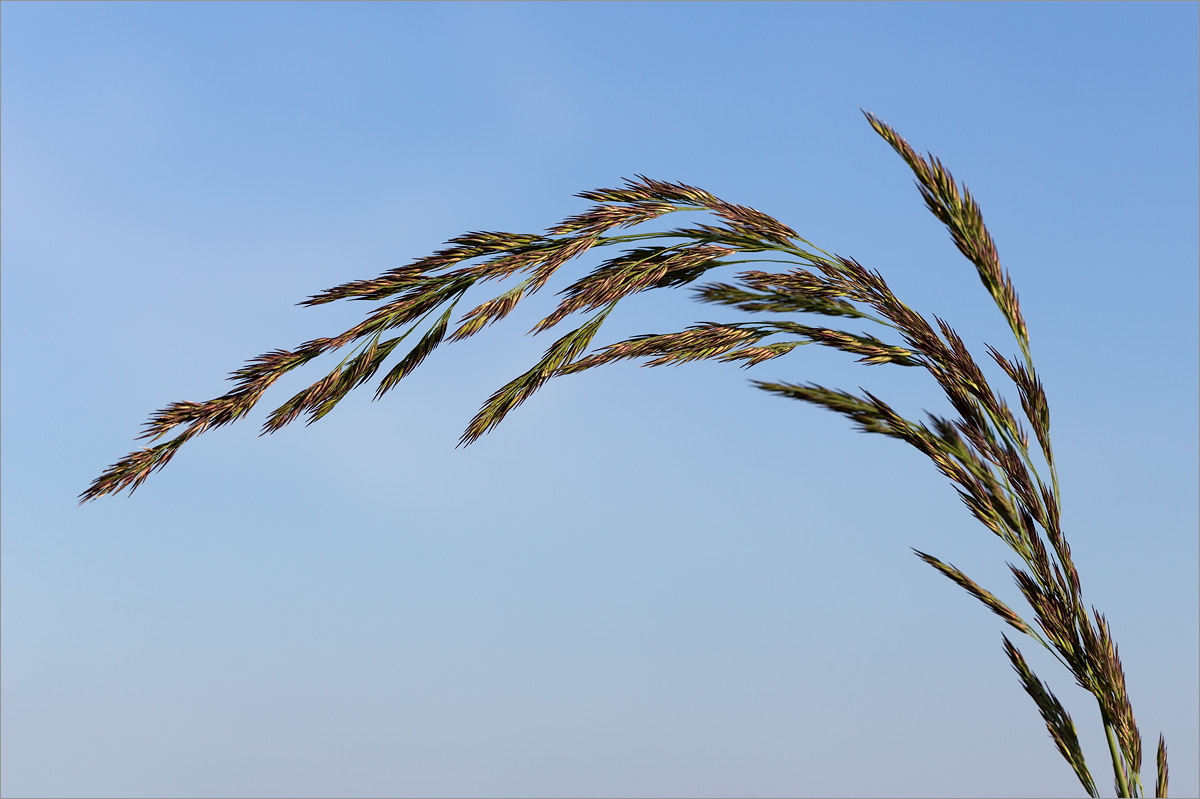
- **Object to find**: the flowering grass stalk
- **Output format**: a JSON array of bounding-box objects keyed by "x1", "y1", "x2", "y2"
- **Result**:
[{"x1": 81, "y1": 111, "x2": 1168, "y2": 797}]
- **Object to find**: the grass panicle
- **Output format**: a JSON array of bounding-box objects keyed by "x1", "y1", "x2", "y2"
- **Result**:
[
  {"x1": 1004, "y1": 634, "x2": 1099, "y2": 798},
  {"x1": 81, "y1": 111, "x2": 1167, "y2": 798},
  {"x1": 1156, "y1": 735, "x2": 1169, "y2": 798}
]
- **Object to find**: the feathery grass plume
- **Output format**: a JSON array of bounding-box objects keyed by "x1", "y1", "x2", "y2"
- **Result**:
[
  {"x1": 1156, "y1": 735, "x2": 1169, "y2": 798},
  {"x1": 913, "y1": 551, "x2": 1034, "y2": 636},
  {"x1": 81, "y1": 111, "x2": 1167, "y2": 798},
  {"x1": 1004, "y1": 634, "x2": 1099, "y2": 797}
]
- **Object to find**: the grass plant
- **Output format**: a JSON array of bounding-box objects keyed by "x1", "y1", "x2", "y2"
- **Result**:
[{"x1": 81, "y1": 111, "x2": 1168, "y2": 798}]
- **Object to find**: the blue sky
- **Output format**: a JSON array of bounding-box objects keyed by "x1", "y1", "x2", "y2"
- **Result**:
[{"x1": 2, "y1": 2, "x2": 1196, "y2": 797}]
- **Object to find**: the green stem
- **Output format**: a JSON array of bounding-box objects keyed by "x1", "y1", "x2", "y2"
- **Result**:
[{"x1": 1104, "y1": 715, "x2": 1133, "y2": 797}]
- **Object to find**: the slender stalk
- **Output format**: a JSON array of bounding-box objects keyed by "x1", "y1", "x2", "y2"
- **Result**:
[{"x1": 1106, "y1": 719, "x2": 1132, "y2": 797}]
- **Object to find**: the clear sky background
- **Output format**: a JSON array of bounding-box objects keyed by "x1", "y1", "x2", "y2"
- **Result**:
[{"x1": 2, "y1": 3, "x2": 1197, "y2": 798}]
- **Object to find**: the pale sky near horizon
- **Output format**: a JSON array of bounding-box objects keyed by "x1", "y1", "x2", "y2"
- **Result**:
[{"x1": 2, "y1": 2, "x2": 1197, "y2": 797}]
